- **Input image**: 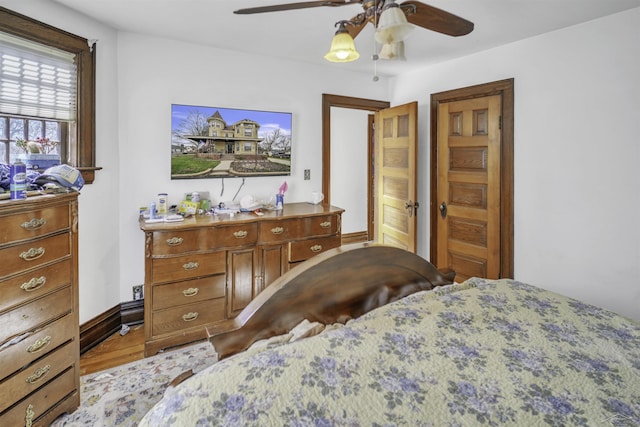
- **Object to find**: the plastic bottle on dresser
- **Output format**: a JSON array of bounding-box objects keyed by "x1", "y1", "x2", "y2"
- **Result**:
[{"x1": 10, "y1": 160, "x2": 27, "y2": 200}]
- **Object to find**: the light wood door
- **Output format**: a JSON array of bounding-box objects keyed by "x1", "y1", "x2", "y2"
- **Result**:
[
  {"x1": 436, "y1": 95, "x2": 501, "y2": 281},
  {"x1": 375, "y1": 102, "x2": 418, "y2": 252}
]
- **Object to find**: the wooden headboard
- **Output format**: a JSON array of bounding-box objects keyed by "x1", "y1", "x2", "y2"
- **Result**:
[{"x1": 209, "y1": 243, "x2": 455, "y2": 359}]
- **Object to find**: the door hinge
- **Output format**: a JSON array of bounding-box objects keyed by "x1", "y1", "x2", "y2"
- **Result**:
[{"x1": 499, "y1": 115, "x2": 502, "y2": 130}]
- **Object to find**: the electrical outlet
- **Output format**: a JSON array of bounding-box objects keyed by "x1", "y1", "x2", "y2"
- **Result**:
[
  {"x1": 133, "y1": 285, "x2": 144, "y2": 301},
  {"x1": 304, "y1": 169, "x2": 310, "y2": 180}
]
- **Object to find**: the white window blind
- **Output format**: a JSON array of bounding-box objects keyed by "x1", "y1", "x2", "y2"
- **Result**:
[{"x1": 0, "y1": 32, "x2": 76, "y2": 120}]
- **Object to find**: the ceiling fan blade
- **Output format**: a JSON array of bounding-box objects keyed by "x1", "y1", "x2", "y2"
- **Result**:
[
  {"x1": 401, "y1": 1, "x2": 474, "y2": 37},
  {"x1": 234, "y1": 0, "x2": 361, "y2": 15}
]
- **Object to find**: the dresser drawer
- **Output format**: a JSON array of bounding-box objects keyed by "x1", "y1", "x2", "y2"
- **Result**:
[
  {"x1": 0, "y1": 205, "x2": 70, "y2": 245},
  {"x1": 152, "y1": 275, "x2": 226, "y2": 311},
  {"x1": 0, "y1": 286, "x2": 72, "y2": 344},
  {"x1": 304, "y1": 214, "x2": 340, "y2": 237},
  {"x1": 258, "y1": 219, "x2": 302, "y2": 243},
  {"x1": 0, "y1": 259, "x2": 72, "y2": 313},
  {"x1": 152, "y1": 228, "x2": 215, "y2": 255},
  {"x1": 152, "y1": 223, "x2": 259, "y2": 256},
  {"x1": 0, "y1": 313, "x2": 75, "y2": 379},
  {"x1": 151, "y1": 298, "x2": 226, "y2": 337},
  {"x1": 213, "y1": 223, "x2": 258, "y2": 247},
  {"x1": 289, "y1": 235, "x2": 342, "y2": 263},
  {"x1": 151, "y1": 251, "x2": 226, "y2": 283},
  {"x1": 0, "y1": 341, "x2": 76, "y2": 413},
  {"x1": 0, "y1": 233, "x2": 70, "y2": 278},
  {"x1": 0, "y1": 366, "x2": 77, "y2": 427}
]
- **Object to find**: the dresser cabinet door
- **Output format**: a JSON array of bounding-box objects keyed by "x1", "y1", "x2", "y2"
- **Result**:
[
  {"x1": 226, "y1": 247, "x2": 258, "y2": 318},
  {"x1": 259, "y1": 244, "x2": 287, "y2": 290}
]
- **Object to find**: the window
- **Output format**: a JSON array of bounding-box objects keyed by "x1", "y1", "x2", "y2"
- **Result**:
[{"x1": 0, "y1": 7, "x2": 98, "y2": 183}]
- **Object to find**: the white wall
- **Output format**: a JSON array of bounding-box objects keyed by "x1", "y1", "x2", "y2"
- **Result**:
[
  {"x1": 330, "y1": 107, "x2": 370, "y2": 234},
  {"x1": 390, "y1": 8, "x2": 640, "y2": 320}
]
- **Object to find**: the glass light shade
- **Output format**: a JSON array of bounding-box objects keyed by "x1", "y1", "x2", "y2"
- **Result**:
[
  {"x1": 375, "y1": 2, "x2": 414, "y2": 44},
  {"x1": 324, "y1": 31, "x2": 360, "y2": 62},
  {"x1": 379, "y1": 41, "x2": 406, "y2": 61}
]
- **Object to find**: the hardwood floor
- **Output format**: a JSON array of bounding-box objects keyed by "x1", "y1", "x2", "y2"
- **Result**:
[{"x1": 79, "y1": 324, "x2": 145, "y2": 376}]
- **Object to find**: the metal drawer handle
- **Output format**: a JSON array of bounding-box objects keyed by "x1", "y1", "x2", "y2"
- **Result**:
[
  {"x1": 310, "y1": 244, "x2": 323, "y2": 253},
  {"x1": 27, "y1": 336, "x2": 52, "y2": 353},
  {"x1": 26, "y1": 404, "x2": 35, "y2": 427},
  {"x1": 166, "y1": 237, "x2": 184, "y2": 246},
  {"x1": 183, "y1": 262, "x2": 199, "y2": 271},
  {"x1": 21, "y1": 218, "x2": 47, "y2": 230},
  {"x1": 182, "y1": 312, "x2": 199, "y2": 322},
  {"x1": 20, "y1": 247, "x2": 45, "y2": 261},
  {"x1": 320, "y1": 221, "x2": 331, "y2": 228},
  {"x1": 21, "y1": 276, "x2": 47, "y2": 292},
  {"x1": 270, "y1": 226, "x2": 284, "y2": 235},
  {"x1": 26, "y1": 364, "x2": 50, "y2": 384},
  {"x1": 183, "y1": 287, "x2": 199, "y2": 297},
  {"x1": 233, "y1": 230, "x2": 248, "y2": 239}
]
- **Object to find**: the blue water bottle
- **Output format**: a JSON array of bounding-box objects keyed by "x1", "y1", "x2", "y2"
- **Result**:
[{"x1": 10, "y1": 160, "x2": 27, "y2": 200}]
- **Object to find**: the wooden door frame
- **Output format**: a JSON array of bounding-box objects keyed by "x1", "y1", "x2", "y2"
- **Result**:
[
  {"x1": 322, "y1": 94, "x2": 390, "y2": 241},
  {"x1": 429, "y1": 79, "x2": 514, "y2": 278}
]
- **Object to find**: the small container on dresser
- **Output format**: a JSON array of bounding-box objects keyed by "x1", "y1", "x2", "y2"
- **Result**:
[{"x1": 0, "y1": 193, "x2": 80, "y2": 427}]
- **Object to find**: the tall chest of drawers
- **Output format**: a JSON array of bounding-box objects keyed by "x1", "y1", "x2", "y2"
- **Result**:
[
  {"x1": 0, "y1": 193, "x2": 79, "y2": 426},
  {"x1": 140, "y1": 203, "x2": 344, "y2": 356}
]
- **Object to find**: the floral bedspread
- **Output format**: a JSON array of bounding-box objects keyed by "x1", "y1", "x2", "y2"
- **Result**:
[{"x1": 140, "y1": 278, "x2": 640, "y2": 426}]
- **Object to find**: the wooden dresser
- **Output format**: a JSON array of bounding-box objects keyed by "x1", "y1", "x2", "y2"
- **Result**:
[
  {"x1": 139, "y1": 202, "x2": 343, "y2": 356},
  {"x1": 0, "y1": 193, "x2": 79, "y2": 426}
]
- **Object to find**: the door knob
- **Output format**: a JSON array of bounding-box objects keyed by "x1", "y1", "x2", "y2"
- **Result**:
[
  {"x1": 405, "y1": 201, "x2": 419, "y2": 217},
  {"x1": 439, "y1": 202, "x2": 447, "y2": 219}
]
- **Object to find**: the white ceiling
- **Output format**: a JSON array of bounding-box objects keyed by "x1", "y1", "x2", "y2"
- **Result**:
[{"x1": 52, "y1": 0, "x2": 640, "y2": 77}]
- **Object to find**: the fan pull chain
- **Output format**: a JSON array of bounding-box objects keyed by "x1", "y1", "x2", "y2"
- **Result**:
[{"x1": 372, "y1": 2, "x2": 379, "y2": 82}]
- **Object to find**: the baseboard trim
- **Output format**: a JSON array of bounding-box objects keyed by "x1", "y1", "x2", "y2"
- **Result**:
[
  {"x1": 341, "y1": 231, "x2": 370, "y2": 245},
  {"x1": 79, "y1": 299, "x2": 144, "y2": 354}
]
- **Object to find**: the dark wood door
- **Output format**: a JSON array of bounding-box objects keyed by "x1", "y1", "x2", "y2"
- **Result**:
[
  {"x1": 436, "y1": 95, "x2": 501, "y2": 281},
  {"x1": 430, "y1": 79, "x2": 514, "y2": 281}
]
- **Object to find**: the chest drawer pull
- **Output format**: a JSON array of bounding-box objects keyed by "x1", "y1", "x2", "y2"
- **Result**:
[
  {"x1": 270, "y1": 226, "x2": 284, "y2": 235},
  {"x1": 26, "y1": 364, "x2": 51, "y2": 384},
  {"x1": 20, "y1": 247, "x2": 45, "y2": 261},
  {"x1": 310, "y1": 244, "x2": 323, "y2": 253},
  {"x1": 183, "y1": 262, "x2": 199, "y2": 271},
  {"x1": 166, "y1": 237, "x2": 184, "y2": 246},
  {"x1": 233, "y1": 230, "x2": 248, "y2": 239},
  {"x1": 320, "y1": 221, "x2": 331, "y2": 228},
  {"x1": 182, "y1": 312, "x2": 199, "y2": 322},
  {"x1": 21, "y1": 276, "x2": 47, "y2": 292},
  {"x1": 26, "y1": 404, "x2": 35, "y2": 427},
  {"x1": 21, "y1": 217, "x2": 47, "y2": 230},
  {"x1": 27, "y1": 336, "x2": 52, "y2": 353},
  {"x1": 183, "y1": 287, "x2": 199, "y2": 297}
]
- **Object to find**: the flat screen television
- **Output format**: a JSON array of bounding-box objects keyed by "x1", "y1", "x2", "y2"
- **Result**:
[{"x1": 171, "y1": 104, "x2": 292, "y2": 179}]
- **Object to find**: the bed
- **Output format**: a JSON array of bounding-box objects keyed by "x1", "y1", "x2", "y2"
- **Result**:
[{"x1": 140, "y1": 243, "x2": 640, "y2": 426}]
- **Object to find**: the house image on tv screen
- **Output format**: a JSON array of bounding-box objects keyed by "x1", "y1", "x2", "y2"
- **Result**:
[{"x1": 171, "y1": 104, "x2": 292, "y2": 179}]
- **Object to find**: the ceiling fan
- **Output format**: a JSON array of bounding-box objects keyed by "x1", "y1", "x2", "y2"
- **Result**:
[{"x1": 234, "y1": 0, "x2": 474, "y2": 62}]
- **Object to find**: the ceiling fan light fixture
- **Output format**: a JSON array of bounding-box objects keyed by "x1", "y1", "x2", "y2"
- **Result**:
[
  {"x1": 375, "y1": 0, "x2": 414, "y2": 44},
  {"x1": 379, "y1": 41, "x2": 406, "y2": 61},
  {"x1": 324, "y1": 21, "x2": 360, "y2": 63}
]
